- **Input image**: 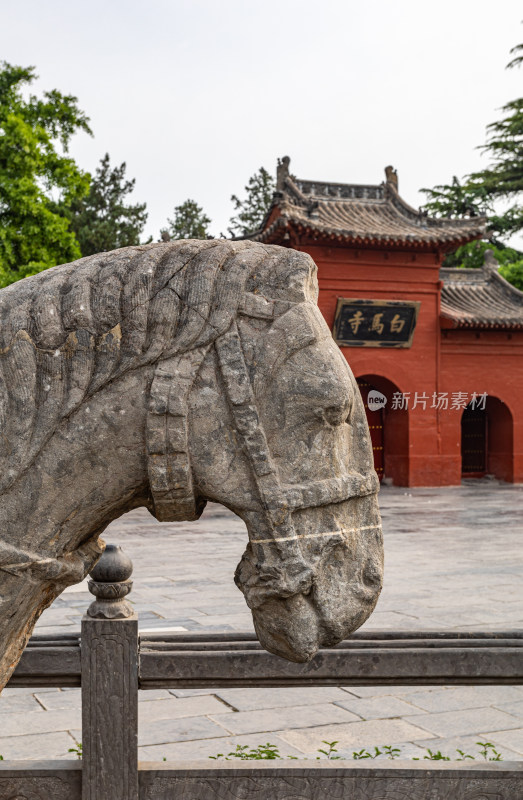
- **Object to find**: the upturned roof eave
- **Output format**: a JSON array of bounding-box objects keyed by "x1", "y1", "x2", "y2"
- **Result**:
[
  {"x1": 440, "y1": 311, "x2": 523, "y2": 330},
  {"x1": 440, "y1": 266, "x2": 523, "y2": 329},
  {"x1": 253, "y1": 214, "x2": 484, "y2": 251}
]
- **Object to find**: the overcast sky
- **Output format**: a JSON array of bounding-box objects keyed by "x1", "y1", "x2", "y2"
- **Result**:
[{"x1": 2, "y1": 0, "x2": 522, "y2": 243}]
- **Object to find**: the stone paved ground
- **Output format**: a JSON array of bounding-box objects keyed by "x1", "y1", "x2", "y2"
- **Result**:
[{"x1": 1, "y1": 480, "x2": 522, "y2": 762}]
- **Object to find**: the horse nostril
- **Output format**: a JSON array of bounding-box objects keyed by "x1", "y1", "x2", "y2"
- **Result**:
[{"x1": 362, "y1": 559, "x2": 382, "y2": 588}]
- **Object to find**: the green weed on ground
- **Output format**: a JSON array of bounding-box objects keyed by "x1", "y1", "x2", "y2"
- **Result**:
[
  {"x1": 208, "y1": 741, "x2": 504, "y2": 762},
  {"x1": 2, "y1": 739, "x2": 501, "y2": 762}
]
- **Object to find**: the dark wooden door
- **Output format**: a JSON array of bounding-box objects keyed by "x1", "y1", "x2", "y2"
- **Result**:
[
  {"x1": 461, "y1": 405, "x2": 487, "y2": 476},
  {"x1": 357, "y1": 379, "x2": 384, "y2": 481}
]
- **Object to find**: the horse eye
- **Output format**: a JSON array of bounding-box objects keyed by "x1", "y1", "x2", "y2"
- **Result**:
[{"x1": 315, "y1": 405, "x2": 350, "y2": 427}]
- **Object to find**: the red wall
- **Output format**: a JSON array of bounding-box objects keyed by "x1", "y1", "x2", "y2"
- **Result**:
[
  {"x1": 293, "y1": 243, "x2": 523, "y2": 486},
  {"x1": 440, "y1": 330, "x2": 523, "y2": 484}
]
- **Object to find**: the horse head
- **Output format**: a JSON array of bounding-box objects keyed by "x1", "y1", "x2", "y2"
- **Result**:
[{"x1": 0, "y1": 240, "x2": 382, "y2": 688}]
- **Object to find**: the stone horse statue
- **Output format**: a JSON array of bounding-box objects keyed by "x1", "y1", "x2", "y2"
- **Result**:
[{"x1": 0, "y1": 240, "x2": 383, "y2": 690}]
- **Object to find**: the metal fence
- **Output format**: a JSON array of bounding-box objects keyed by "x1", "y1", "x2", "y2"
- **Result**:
[{"x1": 1, "y1": 544, "x2": 522, "y2": 800}]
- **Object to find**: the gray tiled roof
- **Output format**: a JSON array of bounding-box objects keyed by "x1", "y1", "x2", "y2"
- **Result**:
[
  {"x1": 441, "y1": 264, "x2": 523, "y2": 329},
  {"x1": 251, "y1": 162, "x2": 486, "y2": 249}
]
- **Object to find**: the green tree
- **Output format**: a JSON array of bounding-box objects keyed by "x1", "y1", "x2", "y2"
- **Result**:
[
  {"x1": 0, "y1": 62, "x2": 91, "y2": 287},
  {"x1": 499, "y1": 259, "x2": 523, "y2": 290},
  {"x1": 228, "y1": 167, "x2": 275, "y2": 237},
  {"x1": 421, "y1": 171, "x2": 520, "y2": 246},
  {"x1": 442, "y1": 240, "x2": 522, "y2": 269},
  {"x1": 68, "y1": 153, "x2": 148, "y2": 255},
  {"x1": 164, "y1": 199, "x2": 211, "y2": 239},
  {"x1": 507, "y1": 40, "x2": 523, "y2": 70},
  {"x1": 465, "y1": 93, "x2": 523, "y2": 239},
  {"x1": 421, "y1": 176, "x2": 489, "y2": 221},
  {"x1": 421, "y1": 41, "x2": 523, "y2": 285},
  {"x1": 441, "y1": 239, "x2": 523, "y2": 288}
]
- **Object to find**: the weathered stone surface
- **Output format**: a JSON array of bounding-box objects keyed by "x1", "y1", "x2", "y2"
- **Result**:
[
  {"x1": 0, "y1": 239, "x2": 382, "y2": 689},
  {"x1": 137, "y1": 762, "x2": 523, "y2": 800},
  {"x1": 0, "y1": 764, "x2": 81, "y2": 799},
  {"x1": 1, "y1": 761, "x2": 521, "y2": 800}
]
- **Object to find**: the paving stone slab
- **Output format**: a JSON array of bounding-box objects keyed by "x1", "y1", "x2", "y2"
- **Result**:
[
  {"x1": 0, "y1": 708, "x2": 81, "y2": 738},
  {"x1": 403, "y1": 686, "x2": 523, "y2": 714},
  {"x1": 494, "y1": 700, "x2": 523, "y2": 720},
  {"x1": 35, "y1": 690, "x2": 82, "y2": 711},
  {"x1": 4, "y1": 687, "x2": 62, "y2": 696},
  {"x1": 0, "y1": 730, "x2": 78, "y2": 760},
  {"x1": 213, "y1": 687, "x2": 349, "y2": 712},
  {"x1": 209, "y1": 704, "x2": 359, "y2": 736},
  {"x1": 42, "y1": 687, "x2": 180, "y2": 709},
  {"x1": 0, "y1": 693, "x2": 45, "y2": 714},
  {"x1": 484, "y1": 728, "x2": 523, "y2": 756},
  {"x1": 29, "y1": 624, "x2": 77, "y2": 635},
  {"x1": 137, "y1": 690, "x2": 175, "y2": 701},
  {"x1": 138, "y1": 733, "x2": 305, "y2": 761},
  {"x1": 334, "y1": 695, "x2": 422, "y2": 720},
  {"x1": 406, "y1": 708, "x2": 522, "y2": 738},
  {"x1": 138, "y1": 620, "x2": 194, "y2": 630},
  {"x1": 189, "y1": 613, "x2": 255, "y2": 628},
  {"x1": 138, "y1": 695, "x2": 232, "y2": 723},
  {"x1": 279, "y1": 718, "x2": 436, "y2": 752},
  {"x1": 138, "y1": 715, "x2": 230, "y2": 747},
  {"x1": 340, "y1": 685, "x2": 444, "y2": 699},
  {"x1": 194, "y1": 605, "x2": 250, "y2": 616}
]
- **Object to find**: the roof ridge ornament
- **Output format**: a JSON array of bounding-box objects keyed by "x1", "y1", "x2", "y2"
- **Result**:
[
  {"x1": 384, "y1": 165, "x2": 398, "y2": 190},
  {"x1": 484, "y1": 248, "x2": 500, "y2": 272},
  {"x1": 276, "y1": 155, "x2": 291, "y2": 191}
]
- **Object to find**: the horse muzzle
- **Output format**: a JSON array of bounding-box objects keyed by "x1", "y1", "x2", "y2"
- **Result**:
[{"x1": 235, "y1": 493, "x2": 384, "y2": 663}]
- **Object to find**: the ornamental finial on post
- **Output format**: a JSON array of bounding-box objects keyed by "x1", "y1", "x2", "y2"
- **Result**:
[{"x1": 87, "y1": 544, "x2": 134, "y2": 619}]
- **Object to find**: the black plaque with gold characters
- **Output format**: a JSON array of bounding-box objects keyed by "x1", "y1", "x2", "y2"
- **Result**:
[{"x1": 333, "y1": 299, "x2": 420, "y2": 348}]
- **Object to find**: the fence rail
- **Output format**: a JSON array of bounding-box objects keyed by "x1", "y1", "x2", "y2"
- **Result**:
[
  {"x1": 10, "y1": 630, "x2": 523, "y2": 689},
  {"x1": 1, "y1": 543, "x2": 522, "y2": 800}
]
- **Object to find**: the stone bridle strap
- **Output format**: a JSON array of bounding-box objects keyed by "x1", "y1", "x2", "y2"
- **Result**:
[
  {"x1": 283, "y1": 473, "x2": 379, "y2": 512},
  {"x1": 146, "y1": 346, "x2": 210, "y2": 522},
  {"x1": 214, "y1": 322, "x2": 297, "y2": 547}
]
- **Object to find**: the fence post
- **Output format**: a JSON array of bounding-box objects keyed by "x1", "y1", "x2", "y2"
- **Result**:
[{"x1": 81, "y1": 544, "x2": 138, "y2": 800}]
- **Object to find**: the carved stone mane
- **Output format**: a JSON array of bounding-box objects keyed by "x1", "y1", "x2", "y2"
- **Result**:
[{"x1": 0, "y1": 241, "x2": 274, "y2": 491}]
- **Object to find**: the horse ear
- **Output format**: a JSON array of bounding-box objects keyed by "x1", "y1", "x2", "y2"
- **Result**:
[
  {"x1": 236, "y1": 303, "x2": 321, "y2": 399},
  {"x1": 245, "y1": 247, "x2": 318, "y2": 304}
]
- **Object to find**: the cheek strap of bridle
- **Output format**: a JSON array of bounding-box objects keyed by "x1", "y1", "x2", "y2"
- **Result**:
[
  {"x1": 216, "y1": 320, "x2": 315, "y2": 602},
  {"x1": 214, "y1": 321, "x2": 304, "y2": 559}
]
